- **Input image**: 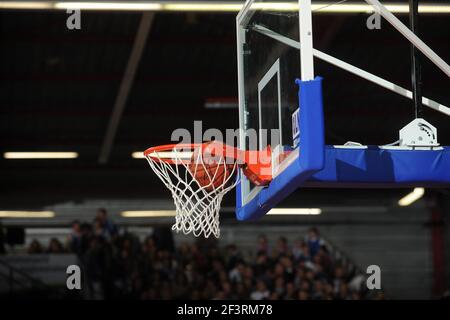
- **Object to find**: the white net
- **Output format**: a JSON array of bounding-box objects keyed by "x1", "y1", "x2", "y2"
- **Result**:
[{"x1": 145, "y1": 144, "x2": 239, "y2": 238}]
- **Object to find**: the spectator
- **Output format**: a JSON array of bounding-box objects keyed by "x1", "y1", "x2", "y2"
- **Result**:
[
  {"x1": 273, "y1": 277, "x2": 285, "y2": 297},
  {"x1": 276, "y1": 237, "x2": 289, "y2": 255},
  {"x1": 19, "y1": 220, "x2": 371, "y2": 300},
  {"x1": 306, "y1": 227, "x2": 323, "y2": 258},
  {"x1": 229, "y1": 262, "x2": 245, "y2": 283},
  {"x1": 298, "y1": 290, "x2": 310, "y2": 300},
  {"x1": 284, "y1": 282, "x2": 296, "y2": 300},
  {"x1": 67, "y1": 220, "x2": 82, "y2": 254},
  {"x1": 257, "y1": 234, "x2": 269, "y2": 254},
  {"x1": 96, "y1": 208, "x2": 118, "y2": 238},
  {"x1": 27, "y1": 239, "x2": 43, "y2": 254},
  {"x1": 47, "y1": 238, "x2": 64, "y2": 253},
  {"x1": 250, "y1": 280, "x2": 270, "y2": 300}
]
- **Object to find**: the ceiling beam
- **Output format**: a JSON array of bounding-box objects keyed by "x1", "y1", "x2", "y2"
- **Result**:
[{"x1": 98, "y1": 12, "x2": 154, "y2": 164}]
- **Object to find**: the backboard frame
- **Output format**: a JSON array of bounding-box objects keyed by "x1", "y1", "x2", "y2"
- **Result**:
[
  {"x1": 236, "y1": 0, "x2": 320, "y2": 220},
  {"x1": 235, "y1": 0, "x2": 450, "y2": 222}
]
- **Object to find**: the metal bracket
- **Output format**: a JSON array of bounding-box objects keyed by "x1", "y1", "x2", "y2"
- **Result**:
[{"x1": 399, "y1": 118, "x2": 439, "y2": 148}]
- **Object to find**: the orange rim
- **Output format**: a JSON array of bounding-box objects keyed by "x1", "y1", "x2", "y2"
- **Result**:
[
  {"x1": 143, "y1": 142, "x2": 243, "y2": 165},
  {"x1": 143, "y1": 143, "x2": 201, "y2": 165}
]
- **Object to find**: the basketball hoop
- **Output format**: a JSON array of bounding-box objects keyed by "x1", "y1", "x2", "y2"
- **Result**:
[
  {"x1": 144, "y1": 142, "x2": 242, "y2": 238},
  {"x1": 144, "y1": 141, "x2": 273, "y2": 238}
]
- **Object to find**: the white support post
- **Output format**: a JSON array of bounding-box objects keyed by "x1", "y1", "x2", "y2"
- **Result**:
[{"x1": 299, "y1": 0, "x2": 314, "y2": 81}]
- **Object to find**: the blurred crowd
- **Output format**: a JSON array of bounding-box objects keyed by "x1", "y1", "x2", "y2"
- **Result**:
[{"x1": 25, "y1": 208, "x2": 375, "y2": 300}]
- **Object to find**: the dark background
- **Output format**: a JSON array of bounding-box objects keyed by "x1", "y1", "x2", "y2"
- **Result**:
[
  {"x1": 0, "y1": 3, "x2": 449, "y2": 210},
  {"x1": 0, "y1": 0, "x2": 449, "y2": 300}
]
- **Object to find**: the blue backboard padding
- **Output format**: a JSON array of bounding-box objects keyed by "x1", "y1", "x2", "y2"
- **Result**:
[
  {"x1": 237, "y1": 144, "x2": 450, "y2": 221},
  {"x1": 306, "y1": 145, "x2": 450, "y2": 187},
  {"x1": 236, "y1": 77, "x2": 325, "y2": 221}
]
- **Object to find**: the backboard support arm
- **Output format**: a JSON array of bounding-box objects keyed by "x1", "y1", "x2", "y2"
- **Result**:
[
  {"x1": 365, "y1": 0, "x2": 450, "y2": 77},
  {"x1": 409, "y1": 0, "x2": 423, "y2": 119},
  {"x1": 252, "y1": 24, "x2": 450, "y2": 117}
]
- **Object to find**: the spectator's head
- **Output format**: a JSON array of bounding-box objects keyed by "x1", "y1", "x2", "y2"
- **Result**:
[
  {"x1": 315, "y1": 264, "x2": 324, "y2": 276},
  {"x1": 296, "y1": 267, "x2": 306, "y2": 280},
  {"x1": 71, "y1": 220, "x2": 81, "y2": 234},
  {"x1": 48, "y1": 238, "x2": 63, "y2": 253},
  {"x1": 212, "y1": 259, "x2": 223, "y2": 271},
  {"x1": 308, "y1": 227, "x2": 319, "y2": 240},
  {"x1": 285, "y1": 282, "x2": 295, "y2": 297},
  {"x1": 293, "y1": 239, "x2": 305, "y2": 250},
  {"x1": 339, "y1": 283, "x2": 349, "y2": 299},
  {"x1": 351, "y1": 291, "x2": 361, "y2": 300},
  {"x1": 236, "y1": 262, "x2": 245, "y2": 273},
  {"x1": 273, "y1": 263, "x2": 284, "y2": 277},
  {"x1": 243, "y1": 266, "x2": 253, "y2": 279},
  {"x1": 318, "y1": 244, "x2": 329, "y2": 256},
  {"x1": 298, "y1": 290, "x2": 309, "y2": 300},
  {"x1": 258, "y1": 234, "x2": 268, "y2": 250},
  {"x1": 334, "y1": 265, "x2": 345, "y2": 279},
  {"x1": 274, "y1": 277, "x2": 285, "y2": 295},
  {"x1": 277, "y1": 237, "x2": 288, "y2": 252},
  {"x1": 235, "y1": 282, "x2": 247, "y2": 298},
  {"x1": 94, "y1": 218, "x2": 103, "y2": 235},
  {"x1": 80, "y1": 222, "x2": 92, "y2": 236},
  {"x1": 214, "y1": 291, "x2": 226, "y2": 300},
  {"x1": 305, "y1": 270, "x2": 315, "y2": 282},
  {"x1": 256, "y1": 251, "x2": 268, "y2": 265},
  {"x1": 298, "y1": 242, "x2": 310, "y2": 259},
  {"x1": 27, "y1": 239, "x2": 43, "y2": 254},
  {"x1": 314, "y1": 280, "x2": 324, "y2": 294},
  {"x1": 269, "y1": 292, "x2": 279, "y2": 300},
  {"x1": 219, "y1": 271, "x2": 228, "y2": 283},
  {"x1": 324, "y1": 282, "x2": 334, "y2": 297},
  {"x1": 226, "y1": 244, "x2": 237, "y2": 255},
  {"x1": 256, "y1": 279, "x2": 267, "y2": 292},
  {"x1": 280, "y1": 256, "x2": 293, "y2": 269},
  {"x1": 221, "y1": 281, "x2": 232, "y2": 296},
  {"x1": 300, "y1": 280, "x2": 311, "y2": 292},
  {"x1": 96, "y1": 208, "x2": 108, "y2": 223}
]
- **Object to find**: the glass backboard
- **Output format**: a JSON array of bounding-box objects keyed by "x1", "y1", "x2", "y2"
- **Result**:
[
  {"x1": 236, "y1": 0, "x2": 324, "y2": 221},
  {"x1": 236, "y1": 1, "x2": 450, "y2": 222}
]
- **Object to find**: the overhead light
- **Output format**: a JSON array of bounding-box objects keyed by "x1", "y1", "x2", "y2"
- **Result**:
[
  {"x1": 0, "y1": 211, "x2": 55, "y2": 218},
  {"x1": 0, "y1": 2, "x2": 448, "y2": 13},
  {"x1": 121, "y1": 210, "x2": 176, "y2": 217},
  {"x1": 0, "y1": 2, "x2": 53, "y2": 9},
  {"x1": 132, "y1": 151, "x2": 193, "y2": 159},
  {"x1": 205, "y1": 97, "x2": 238, "y2": 109},
  {"x1": 398, "y1": 187, "x2": 425, "y2": 206},
  {"x1": 164, "y1": 3, "x2": 242, "y2": 12},
  {"x1": 3, "y1": 152, "x2": 78, "y2": 159},
  {"x1": 55, "y1": 2, "x2": 162, "y2": 10},
  {"x1": 267, "y1": 208, "x2": 322, "y2": 215}
]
